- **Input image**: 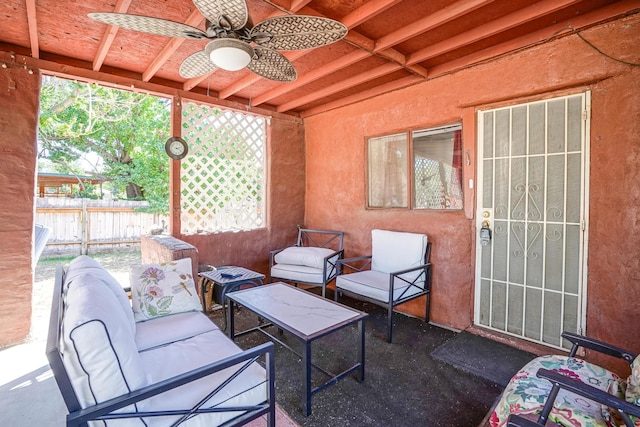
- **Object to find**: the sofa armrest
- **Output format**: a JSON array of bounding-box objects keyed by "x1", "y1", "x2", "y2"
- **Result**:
[
  {"x1": 562, "y1": 332, "x2": 638, "y2": 362},
  {"x1": 532, "y1": 368, "x2": 640, "y2": 427},
  {"x1": 66, "y1": 342, "x2": 276, "y2": 427}
]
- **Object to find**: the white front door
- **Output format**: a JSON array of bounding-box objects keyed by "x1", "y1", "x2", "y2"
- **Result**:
[{"x1": 474, "y1": 92, "x2": 590, "y2": 350}]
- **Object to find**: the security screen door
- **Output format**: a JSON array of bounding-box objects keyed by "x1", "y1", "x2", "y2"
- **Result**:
[{"x1": 474, "y1": 92, "x2": 590, "y2": 349}]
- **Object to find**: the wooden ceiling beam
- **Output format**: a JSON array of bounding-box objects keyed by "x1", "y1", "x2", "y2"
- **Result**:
[
  {"x1": 300, "y1": 5, "x2": 428, "y2": 77},
  {"x1": 277, "y1": 62, "x2": 400, "y2": 112},
  {"x1": 25, "y1": 0, "x2": 39, "y2": 59},
  {"x1": 375, "y1": 0, "x2": 496, "y2": 52},
  {"x1": 407, "y1": 0, "x2": 583, "y2": 65},
  {"x1": 341, "y1": 0, "x2": 404, "y2": 28},
  {"x1": 290, "y1": 0, "x2": 313, "y2": 12},
  {"x1": 302, "y1": 0, "x2": 634, "y2": 117},
  {"x1": 183, "y1": 72, "x2": 215, "y2": 91},
  {"x1": 218, "y1": 0, "x2": 417, "y2": 103},
  {"x1": 92, "y1": 0, "x2": 133, "y2": 71},
  {"x1": 142, "y1": 11, "x2": 205, "y2": 82},
  {"x1": 253, "y1": 50, "x2": 370, "y2": 106},
  {"x1": 300, "y1": 75, "x2": 423, "y2": 118}
]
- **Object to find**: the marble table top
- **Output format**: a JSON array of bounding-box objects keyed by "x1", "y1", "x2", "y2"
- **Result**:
[{"x1": 227, "y1": 282, "x2": 366, "y2": 337}]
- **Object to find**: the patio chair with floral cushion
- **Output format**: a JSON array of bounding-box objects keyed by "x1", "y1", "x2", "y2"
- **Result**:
[{"x1": 491, "y1": 331, "x2": 640, "y2": 427}]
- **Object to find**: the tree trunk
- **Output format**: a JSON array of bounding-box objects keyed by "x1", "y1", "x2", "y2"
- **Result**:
[{"x1": 126, "y1": 182, "x2": 143, "y2": 199}]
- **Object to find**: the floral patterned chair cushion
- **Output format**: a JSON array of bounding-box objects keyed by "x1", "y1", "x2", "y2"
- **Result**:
[
  {"x1": 130, "y1": 258, "x2": 202, "y2": 321},
  {"x1": 490, "y1": 354, "x2": 622, "y2": 427},
  {"x1": 602, "y1": 355, "x2": 640, "y2": 427}
]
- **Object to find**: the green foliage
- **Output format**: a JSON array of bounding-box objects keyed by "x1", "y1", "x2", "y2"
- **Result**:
[{"x1": 38, "y1": 76, "x2": 170, "y2": 214}]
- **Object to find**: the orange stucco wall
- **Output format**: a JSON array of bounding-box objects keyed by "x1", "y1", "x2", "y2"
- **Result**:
[
  {"x1": 303, "y1": 14, "x2": 640, "y2": 369},
  {"x1": 0, "y1": 68, "x2": 40, "y2": 347}
]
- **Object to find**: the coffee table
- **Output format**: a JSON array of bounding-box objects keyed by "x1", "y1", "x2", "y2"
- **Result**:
[{"x1": 227, "y1": 282, "x2": 368, "y2": 416}]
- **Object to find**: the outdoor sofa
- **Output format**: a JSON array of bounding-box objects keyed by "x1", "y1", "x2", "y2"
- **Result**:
[{"x1": 46, "y1": 255, "x2": 275, "y2": 426}]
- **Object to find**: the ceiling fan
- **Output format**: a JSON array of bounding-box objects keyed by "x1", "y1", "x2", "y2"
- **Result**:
[{"x1": 88, "y1": 0, "x2": 348, "y2": 82}]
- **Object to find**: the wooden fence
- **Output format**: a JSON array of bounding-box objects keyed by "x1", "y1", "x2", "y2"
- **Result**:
[{"x1": 35, "y1": 198, "x2": 168, "y2": 255}]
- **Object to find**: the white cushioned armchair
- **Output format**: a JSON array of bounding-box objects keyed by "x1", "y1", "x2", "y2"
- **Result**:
[
  {"x1": 334, "y1": 229, "x2": 432, "y2": 343},
  {"x1": 269, "y1": 228, "x2": 344, "y2": 297}
]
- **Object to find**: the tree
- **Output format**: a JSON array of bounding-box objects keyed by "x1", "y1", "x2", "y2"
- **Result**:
[{"x1": 38, "y1": 76, "x2": 171, "y2": 214}]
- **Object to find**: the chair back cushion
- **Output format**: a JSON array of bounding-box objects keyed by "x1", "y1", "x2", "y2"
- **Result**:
[
  {"x1": 65, "y1": 255, "x2": 136, "y2": 336},
  {"x1": 371, "y1": 229, "x2": 428, "y2": 274},
  {"x1": 62, "y1": 274, "x2": 148, "y2": 416},
  {"x1": 274, "y1": 246, "x2": 334, "y2": 269}
]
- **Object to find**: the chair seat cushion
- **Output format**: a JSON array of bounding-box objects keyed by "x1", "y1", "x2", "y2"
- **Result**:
[
  {"x1": 274, "y1": 246, "x2": 334, "y2": 269},
  {"x1": 135, "y1": 311, "x2": 219, "y2": 352},
  {"x1": 335, "y1": 270, "x2": 423, "y2": 303},
  {"x1": 490, "y1": 354, "x2": 622, "y2": 427},
  {"x1": 271, "y1": 263, "x2": 324, "y2": 284},
  {"x1": 140, "y1": 329, "x2": 268, "y2": 427}
]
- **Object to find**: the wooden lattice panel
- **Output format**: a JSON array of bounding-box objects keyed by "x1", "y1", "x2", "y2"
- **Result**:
[{"x1": 180, "y1": 102, "x2": 265, "y2": 234}]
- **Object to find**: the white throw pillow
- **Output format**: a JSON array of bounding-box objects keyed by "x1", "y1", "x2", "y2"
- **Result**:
[
  {"x1": 130, "y1": 258, "x2": 202, "y2": 322},
  {"x1": 274, "y1": 246, "x2": 334, "y2": 269}
]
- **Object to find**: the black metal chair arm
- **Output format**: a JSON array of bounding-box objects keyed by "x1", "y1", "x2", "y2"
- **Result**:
[
  {"x1": 68, "y1": 342, "x2": 275, "y2": 426},
  {"x1": 562, "y1": 332, "x2": 638, "y2": 362},
  {"x1": 336, "y1": 255, "x2": 372, "y2": 273},
  {"x1": 323, "y1": 248, "x2": 344, "y2": 260},
  {"x1": 390, "y1": 262, "x2": 432, "y2": 277},
  {"x1": 536, "y1": 368, "x2": 640, "y2": 425}
]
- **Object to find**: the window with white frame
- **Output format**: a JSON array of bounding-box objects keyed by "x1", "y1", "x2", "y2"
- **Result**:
[
  {"x1": 367, "y1": 124, "x2": 463, "y2": 210},
  {"x1": 180, "y1": 101, "x2": 266, "y2": 233}
]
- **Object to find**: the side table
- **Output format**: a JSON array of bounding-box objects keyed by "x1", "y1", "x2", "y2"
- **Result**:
[{"x1": 199, "y1": 266, "x2": 265, "y2": 329}]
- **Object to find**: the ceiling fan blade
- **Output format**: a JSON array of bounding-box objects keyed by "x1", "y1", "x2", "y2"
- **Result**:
[
  {"x1": 247, "y1": 47, "x2": 297, "y2": 82},
  {"x1": 250, "y1": 15, "x2": 347, "y2": 50},
  {"x1": 88, "y1": 13, "x2": 207, "y2": 39},
  {"x1": 193, "y1": 0, "x2": 248, "y2": 30},
  {"x1": 179, "y1": 50, "x2": 217, "y2": 78}
]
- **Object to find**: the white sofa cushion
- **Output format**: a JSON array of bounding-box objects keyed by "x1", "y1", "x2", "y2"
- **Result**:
[
  {"x1": 336, "y1": 269, "x2": 424, "y2": 303},
  {"x1": 274, "y1": 246, "x2": 334, "y2": 269},
  {"x1": 63, "y1": 277, "x2": 148, "y2": 418},
  {"x1": 130, "y1": 258, "x2": 202, "y2": 321},
  {"x1": 140, "y1": 329, "x2": 268, "y2": 427},
  {"x1": 270, "y1": 263, "x2": 325, "y2": 284},
  {"x1": 371, "y1": 229, "x2": 427, "y2": 276},
  {"x1": 135, "y1": 311, "x2": 219, "y2": 352},
  {"x1": 65, "y1": 255, "x2": 135, "y2": 336}
]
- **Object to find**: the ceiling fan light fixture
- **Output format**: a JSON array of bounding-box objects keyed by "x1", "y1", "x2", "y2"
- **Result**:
[{"x1": 205, "y1": 39, "x2": 254, "y2": 71}]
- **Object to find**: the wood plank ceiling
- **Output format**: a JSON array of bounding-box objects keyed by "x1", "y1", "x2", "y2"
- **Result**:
[{"x1": 1, "y1": 0, "x2": 637, "y2": 117}]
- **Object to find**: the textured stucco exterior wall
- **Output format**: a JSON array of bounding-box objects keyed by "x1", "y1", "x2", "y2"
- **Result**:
[
  {"x1": 303, "y1": 14, "x2": 640, "y2": 368},
  {"x1": 180, "y1": 116, "x2": 306, "y2": 275},
  {"x1": 0, "y1": 68, "x2": 40, "y2": 347}
]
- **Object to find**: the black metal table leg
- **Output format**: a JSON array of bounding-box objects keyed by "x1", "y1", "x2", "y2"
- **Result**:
[
  {"x1": 228, "y1": 299, "x2": 236, "y2": 340},
  {"x1": 358, "y1": 318, "x2": 365, "y2": 381},
  {"x1": 303, "y1": 341, "x2": 312, "y2": 416}
]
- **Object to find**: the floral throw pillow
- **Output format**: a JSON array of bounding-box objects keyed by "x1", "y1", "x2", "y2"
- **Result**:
[{"x1": 130, "y1": 258, "x2": 202, "y2": 322}]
